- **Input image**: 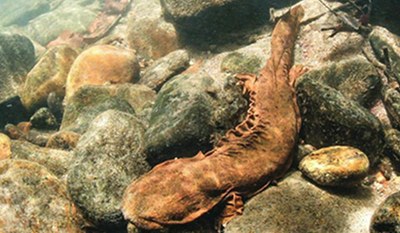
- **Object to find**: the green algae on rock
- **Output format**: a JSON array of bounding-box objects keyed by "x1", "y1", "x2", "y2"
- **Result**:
[
  {"x1": 20, "y1": 45, "x2": 78, "y2": 112},
  {"x1": 67, "y1": 110, "x2": 150, "y2": 229},
  {"x1": 298, "y1": 57, "x2": 381, "y2": 108},
  {"x1": 0, "y1": 159, "x2": 86, "y2": 232},
  {"x1": 295, "y1": 76, "x2": 385, "y2": 164},
  {"x1": 29, "y1": 107, "x2": 58, "y2": 130},
  {"x1": 11, "y1": 140, "x2": 74, "y2": 178},
  {"x1": 144, "y1": 72, "x2": 247, "y2": 165},
  {"x1": 220, "y1": 52, "x2": 262, "y2": 74},
  {"x1": 299, "y1": 146, "x2": 369, "y2": 186}
]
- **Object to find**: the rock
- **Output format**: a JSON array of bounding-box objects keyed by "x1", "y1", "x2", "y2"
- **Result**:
[
  {"x1": 371, "y1": 191, "x2": 400, "y2": 233},
  {"x1": 0, "y1": 33, "x2": 35, "y2": 103},
  {"x1": 47, "y1": 91, "x2": 64, "y2": 120},
  {"x1": 0, "y1": 0, "x2": 62, "y2": 27},
  {"x1": 127, "y1": 0, "x2": 180, "y2": 59},
  {"x1": 67, "y1": 110, "x2": 150, "y2": 228},
  {"x1": 299, "y1": 57, "x2": 381, "y2": 108},
  {"x1": 139, "y1": 49, "x2": 190, "y2": 91},
  {"x1": 46, "y1": 130, "x2": 81, "y2": 151},
  {"x1": 0, "y1": 133, "x2": 11, "y2": 160},
  {"x1": 11, "y1": 140, "x2": 73, "y2": 178},
  {"x1": 299, "y1": 146, "x2": 370, "y2": 186},
  {"x1": 20, "y1": 0, "x2": 101, "y2": 45},
  {"x1": 293, "y1": 143, "x2": 316, "y2": 166},
  {"x1": 65, "y1": 45, "x2": 140, "y2": 102},
  {"x1": 225, "y1": 171, "x2": 397, "y2": 233},
  {"x1": 145, "y1": 72, "x2": 247, "y2": 165},
  {"x1": 20, "y1": 45, "x2": 78, "y2": 112},
  {"x1": 295, "y1": 76, "x2": 385, "y2": 164},
  {"x1": 30, "y1": 107, "x2": 58, "y2": 130},
  {"x1": 160, "y1": 0, "x2": 269, "y2": 43},
  {"x1": 0, "y1": 159, "x2": 86, "y2": 233},
  {"x1": 60, "y1": 83, "x2": 154, "y2": 134},
  {"x1": 384, "y1": 128, "x2": 400, "y2": 160},
  {"x1": 220, "y1": 52, "x2": 262, "y2": 74},
  {"x1": 382, "y1": 86, "x2": 400, "y2": 129}
]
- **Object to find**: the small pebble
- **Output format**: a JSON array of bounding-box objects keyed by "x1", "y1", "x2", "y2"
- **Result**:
[{"x1": 299, "y1": 146, "x2": 370, "y2": 186}]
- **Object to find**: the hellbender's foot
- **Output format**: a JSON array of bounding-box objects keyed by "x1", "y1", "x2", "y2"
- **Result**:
[
  {"x1": 235, "y1": 73, "x2": 257, "y2": 94},
  {"x1": 289, "y1": 64, "x2": 309, "y2": 86},
  {"x1": 216, "y1": 192, "x2": 244, "y2": 231}
]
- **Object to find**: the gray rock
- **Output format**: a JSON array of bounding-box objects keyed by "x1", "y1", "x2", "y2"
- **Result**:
[
  {"x1": 144, "y1": 72, "x2": 247, "y2": 164},
  {"x1": 0, "y1": 33, "x2": 35, "y2": 103},
  {"x1": 140, "y1": 49, "x2": 190, "y2": 91},
  {"x1": 382, "y1": 86, "x2": 400, "y2": 129},
  {"x1": 371, "y1": 191, "x2": 400, "y2": 233},
  {"x1": 299, "y1": 146, "x2": 370, "y2": 186},
  {"x1": 67, "y1": 110, "x2": 150, "y2": 228},
  {"x1": 11, "y1": 140, "x2": 73, "y2": 178},
  {"x1": 384, "y1": 128, "x2": 400, "y2": 160},
  {"x1": 160, "y1": 0, "x2": 269, "y2": 43},
  {"x1": 127, "y1": 0, "x2": 180, "y2": 59},
  {"x1": 225, "y1": 171, "x2": 391, "y2": 233},
  {"x1": 30, "y1": 107, "x2": 58, "y2": 130},
  {"x1": 0, "y1": 159, "x2": 86, "y2": 233},
  {"x1": 299, "y1": 57, "x2": 382, "y2": 108},
  {"x1": 295, "y1": 76, "x2": 385, "y2": 164},
  {"x1": 60, "y1": 85, "x2": 135, "y2": 134}
]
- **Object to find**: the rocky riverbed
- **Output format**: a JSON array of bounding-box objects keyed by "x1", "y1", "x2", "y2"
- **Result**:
[{"x1": 0, "y1": 0, "x2": 400, "y2": 232}]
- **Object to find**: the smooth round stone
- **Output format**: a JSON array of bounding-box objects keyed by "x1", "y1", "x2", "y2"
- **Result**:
[{"x1": 299, "y1": 146, "x2": 369, "y2": 186}]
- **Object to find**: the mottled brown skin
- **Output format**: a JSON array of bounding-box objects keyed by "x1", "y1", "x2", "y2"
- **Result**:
[{"x1": 122, "y1": 6, "x2": 305, "y2": 230}]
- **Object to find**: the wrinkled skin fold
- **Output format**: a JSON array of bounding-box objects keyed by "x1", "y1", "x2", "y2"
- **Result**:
[{"x1": 121, "y1": 5, "x2": 305, "y2": 230}]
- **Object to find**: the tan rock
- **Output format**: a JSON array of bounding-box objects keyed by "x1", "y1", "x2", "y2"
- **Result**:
[
  {"x1": 21, "y1": 45, "x2": 78, "y2": 112},
  {"x1": 46, "y1": 130, "x2": 81, "y2": 151},
  {"x1": 0, "y1": 133, "x2": 11, "y2": 160},
  {"x1": 65, "y1": 45, "x2": 139, "y2": 102},
  {"x1": 299, "y1": 146, "x2": 370, "y2": 186}
]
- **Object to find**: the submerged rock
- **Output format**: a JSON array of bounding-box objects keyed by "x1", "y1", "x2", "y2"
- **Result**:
[
  {"x1": 65, "y1": 45, "x2": 140, "y2": 102},
  {"x1": 144, "y1": 72, "x2": 247, "y2": 165},
  {"x1": 60, "y1": 85, "x2": 135, "y2": 134},
  {"x1": 299, "y1": 146, "x2": 369, "y2": 186},
  {"x1": 225, "y1": 171, "x2": 385, "y2": 233},
  {"x1": 11, "y1": 140, "x2": 73, "y2": 178},
  {"x1": 382, "y1": 86, "x2": 400, "y2": 130},
  {"x1": 0, "y1": 159, "x2": 86, "y2": 233},
  {"x1": 160, "y1": 0, "x2": 269, "y2": 44},
  {"x1": 20, "y1": 45, "x2": 78, "y2": 112},
  {"x1": 67, "y1": 110, "x2": 150, "y2": 228},
  {"x1": 139, "y1": 49, "x2": 190, "y2": 91},
  {"x1": 46, "y1": 130, "x2": 81, "y2": 151},
  {"x1": 295, "y1": 76, "x2": 385, "y2": 164},
  {"x1": 220, "y1": 52, "x2": 262, "y2": 74},
  {"x1": 0, "y1": 133, "x2": 11, "y2": 160},
  {"x1": 127, "y1": 0, "x2": 180, "y2": 59},
  {"x1": 298, "y1": 57, "x2": 381, "y2": 108},
  {"x1": 371, "y1": 191, "x2": 400, "y2": 233},
  {"x1": 30, "y1": 107, "x2": 58, "y2": 130}
]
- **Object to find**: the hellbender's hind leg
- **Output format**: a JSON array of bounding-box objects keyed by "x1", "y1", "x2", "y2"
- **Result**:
[{"x1": 217, "y1": 192, "x2": 244, "y2": 231}]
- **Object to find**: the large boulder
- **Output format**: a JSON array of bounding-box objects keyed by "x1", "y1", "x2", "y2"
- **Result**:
[
  {"x1": 0, "y1": 159, "x2": 86, "y2": 233},
  {"x1": 295, "y1": 76, "x2": 385, "y2": 164},
  {"x1": 144, "y1": 72, "x2": 247, "y2": 165},
  {"x1": 21, "y1": 45, "x2": 78, "y2": 112},
  {"x1": 160, "y1": 0, "x2": 270, "y2": 43},
  {"x1": 65, "y1": 45, "x2": 140, "y2": 102},
  {"x1": 67, "y1": 110, "x2": 150, "y2": 229}
]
